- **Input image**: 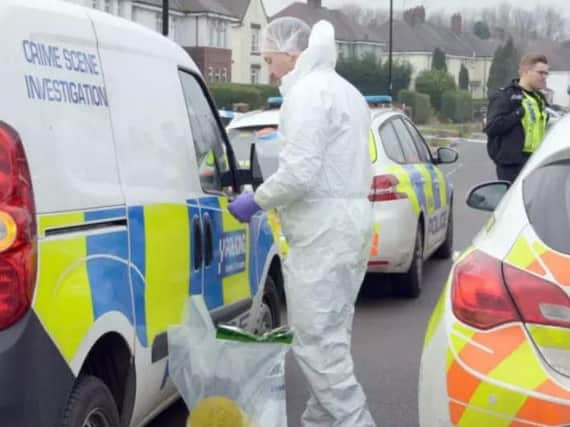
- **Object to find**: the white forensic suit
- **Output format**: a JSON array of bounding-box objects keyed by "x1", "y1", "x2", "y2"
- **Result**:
[{"x1": 254, "y1": 20, "x2": 376, "y2": 427}]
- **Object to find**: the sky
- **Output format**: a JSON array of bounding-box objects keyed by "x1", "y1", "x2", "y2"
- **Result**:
[{"x1": 263, "y1": 0, "x2": 570, "y2": 18}]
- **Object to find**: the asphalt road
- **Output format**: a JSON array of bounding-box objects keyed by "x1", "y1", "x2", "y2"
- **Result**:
[{"x1": 149, "y1": 141, "x2": 495, "y2": 427}]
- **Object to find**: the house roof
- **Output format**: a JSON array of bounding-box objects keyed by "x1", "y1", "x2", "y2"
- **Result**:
[
  {"x1": 521, "y1": 39, "x2": 570, "y2": 72},
  {"x1": 375, "y1": 19, "x2": 500, "y2": 58},
  {"x1": 272, "y1": 2, "x2": 384, "y2": 44},
  {"x1": 217, "y1": 0, "x2": 251, "y2": 20},
  {"x1": 136, "y1": 0, "x2": 237, "y2": 18}
]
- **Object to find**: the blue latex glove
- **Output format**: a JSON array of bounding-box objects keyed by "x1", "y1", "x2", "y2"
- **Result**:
[{"x1": 228, "y1": 192, "x2": 261, "y2": 223}]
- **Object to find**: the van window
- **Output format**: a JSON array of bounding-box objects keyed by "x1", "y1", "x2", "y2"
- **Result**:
[{"x1": 179, "y1": 70, "x2": 230, "y2": 192}]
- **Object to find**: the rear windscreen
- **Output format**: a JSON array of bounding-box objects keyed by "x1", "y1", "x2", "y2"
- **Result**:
[{"x1": 523, "y1": 160, "x2": 570, "y2": 254}]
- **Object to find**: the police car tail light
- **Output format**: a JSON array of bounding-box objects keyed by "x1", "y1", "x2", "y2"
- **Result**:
[
  {"x1": 0, "y1": 123, "x2": 37, "y2": 331},
  {"x1": 369, "y1": 174, "x2": 407, "y2": 202},
  {"x1": 452, "y1": 251, "x2": 519, "y2": 330},
  {"x1": 504, "y1": 264, "x2": 570, "y2": 328}
]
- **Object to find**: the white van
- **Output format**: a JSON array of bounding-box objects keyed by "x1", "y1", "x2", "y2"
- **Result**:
[{"x1": 0, "y1": 1, "x2": 283, "y2": 426}]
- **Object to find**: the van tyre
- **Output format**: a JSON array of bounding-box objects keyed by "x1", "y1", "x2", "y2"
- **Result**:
[
  {"x1": 398, "y1": 224, "x2": 423, "y2": 299},
  {"x1": 255, "y1": 276, "x2": 281, "y2": 335},
  {"x1": 434, "y1": 202, "x2": 454, "y2": 259},
  {"x1": 61, "y1": 375, "x2": 120, "y2": 427}
]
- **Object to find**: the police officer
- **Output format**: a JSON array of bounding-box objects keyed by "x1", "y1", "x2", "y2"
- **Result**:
[{"x1": 485, "y1": 54, "x2": 549, "y2": 182}]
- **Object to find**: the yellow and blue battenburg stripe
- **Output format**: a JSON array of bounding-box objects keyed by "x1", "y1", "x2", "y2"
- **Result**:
[
  {"x1": 384, "y1": 163, "x2": 450, "y2": 217},
  {"x1": 34, "y1": 198, "x2": 276, "y2": 363}
]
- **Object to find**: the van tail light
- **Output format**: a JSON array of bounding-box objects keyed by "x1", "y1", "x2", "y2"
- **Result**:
[
  {"x1": 368, "y1": 174, "x2": 408, "y2": 202},
  {"x1": 451, "y1": 251, "x2": 519, "y2": 330},
  {"x1": 0, "y1": 122, "x2": 37, "y2": 331},
  {"x1": 504, "y1": 264, "x2": 570, "y2": 328}
]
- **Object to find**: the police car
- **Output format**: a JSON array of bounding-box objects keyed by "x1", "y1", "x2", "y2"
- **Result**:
[
  {"x1": 227, "y1": 97, "x2": 458, "y2": 297},
  {"x1": 0, "y1": 2, "x2": 283, "y2": 426},
  {"x1": 218, "y1": 109, "x2": 243, "y2": 127},
  {"x1": 419, "y1": 116, "x2": 570, "y2": 425}
]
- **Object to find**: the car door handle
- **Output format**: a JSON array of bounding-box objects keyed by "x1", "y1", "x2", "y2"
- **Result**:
[
  {"x1": 203, "y1": 215, "x2": 214, "y2": 267},
  {"x1": 192, "y1": 216, "x2": 203, "y2": 270}
]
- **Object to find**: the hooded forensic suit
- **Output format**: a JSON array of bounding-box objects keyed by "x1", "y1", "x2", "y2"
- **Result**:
[{"x1": 253, "y1": 19, "x2": 376, "y2": 427}]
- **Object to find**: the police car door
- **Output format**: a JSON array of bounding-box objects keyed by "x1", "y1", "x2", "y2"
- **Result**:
[
  {"x1": 403, "y1": 119, "x2": 449, "y2": 250},
  {"x1": 178, "y1": 71, "x2": 252, "y2": 325},
  {"x1": 391, "y1": 119, "x2": 439, "y2": 252}
]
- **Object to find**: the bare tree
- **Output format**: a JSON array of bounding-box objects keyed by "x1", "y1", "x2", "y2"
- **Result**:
[
  {"x1": 497, "y1": 2, "x2": 512, "y2": 33},
  {"x1": 341, "y1": 3, "x2": 387, "y2": 27},
  {"x1": 511, "y1": 8, "x2": 537, "y2": 41},
  {"x1": 535, "y1": 6, "x2": 566, "y2": 41}
]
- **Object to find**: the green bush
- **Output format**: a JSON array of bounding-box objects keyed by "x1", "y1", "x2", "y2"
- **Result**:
[
  {"x1": 441, "y1": 90, "x2": 473, "y2": 123},
  {"x1": 398, "y1": 90, "x2": 432, "y2": 125},
  {"x1": 415, "y1": 69, "x2": 456, "y2": 111},
  {"x1": 256, "y1": 85, "x2": 280, "y2": 104},
  {"x1": 207, "y1": 83, "x2": 280, "y2": 110}
]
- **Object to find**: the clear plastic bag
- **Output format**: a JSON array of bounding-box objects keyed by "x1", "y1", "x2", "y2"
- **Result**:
[{"x1": 168, "y1": 296, "x2": 292, "y2": 427}]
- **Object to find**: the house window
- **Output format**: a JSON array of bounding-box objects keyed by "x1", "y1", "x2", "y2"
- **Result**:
[
  {"x1": 222, "y1": 68, "x2": 228, "y2": 82},
  {"x1": 156, "y1": 13, "x2": 163, "y2": 33},
  {"x1": 207, "y1": 66, "x2": 214, "y2": 82},
  {"x1": 209, "y1": 19, "x2": 228, "y2": 48},
  {"x1": 251, "y1": 24, "x2": 261, "y2": 54},
  {"x1": 250, "y1": 65, "x2": 261, "y2": 84},
  {"x1": 170, "y1": 17, "x2": 176, "y2": 39},
  {"x1": 210, "y1": 19, "x2": 217, "y2": 47},
  {"x1": 104, "y1": 0, "x2": 112, "y2": 13},
  {"x1": 219, "y1": 21, "x2": 227, "y2": 48}
]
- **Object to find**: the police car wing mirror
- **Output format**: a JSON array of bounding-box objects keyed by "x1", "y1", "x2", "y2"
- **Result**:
[
  {"x1": 436, "y1": 147, "x2": 458, "y2": 164},
  {"x1": 466, "y1": 181, "x2": 510, "y2": 212}
]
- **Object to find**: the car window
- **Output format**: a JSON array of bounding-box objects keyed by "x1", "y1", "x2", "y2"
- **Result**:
[
  {"x1": 378, "y1": 122, "x2": 405, "y2": 163},
  {"x1": 403, "y1": 119, "x2": 431, "y2": 163},
  {"x1": 179, "y1": 70, "x2": 230, "y2": 193},
  {"x1": 523, "y1": 160, "x2": 570, "y2": 254},
  {"x1": 392, "y1": 119, "x2": 421, "y2": 163}
]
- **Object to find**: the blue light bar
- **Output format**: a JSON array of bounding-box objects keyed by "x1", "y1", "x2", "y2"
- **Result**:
[
  {"x1": 218, "y1": 110, "x2": 235, "y2": 119},
  {"x1": 267, "y1": 97, "x2": 283, "y2": 108},
  {"x1": 365, "y1": 95, "x2": 392, "y2": 104}
]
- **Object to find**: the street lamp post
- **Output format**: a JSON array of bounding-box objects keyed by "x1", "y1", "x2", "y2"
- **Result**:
[
  {"x1": 388, "y1": 0, "x2": 393, "y2": 97},
  {"x1": 162, "y1": 0, "x2": 169, "y2": 36}
]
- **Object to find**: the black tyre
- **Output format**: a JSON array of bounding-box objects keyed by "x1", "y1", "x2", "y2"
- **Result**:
[
  {"x1": 398, "y1": 223, "x2": 424, "y2": 299},
  {"x1": 254, "y1": 276, "x2": 281, "y2": 335},
  {"x1": 434, "y1": 203, "x2": 454, "y2": 259},
  {"x1": 61, "y1": 375, "x2": 120, "y2": 427}
]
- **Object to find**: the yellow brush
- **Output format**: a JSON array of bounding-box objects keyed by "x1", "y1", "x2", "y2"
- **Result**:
[{"x1": 187, "y1": 396, "x2": 255, "y2": 427}]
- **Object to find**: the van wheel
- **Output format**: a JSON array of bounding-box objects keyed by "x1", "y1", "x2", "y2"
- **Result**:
[
  {"x1": 434, "y1": 203, "x2": 453, "y2": 259},
  {"x1": 254, "y1": 276, "x2": 281, "y2": 335},
  {"x1": 397, "y1": 224, "x2": 423, "y2": 299},
  {"x1": 61, "y1": 376, "x2": 120, "y2": 427}
]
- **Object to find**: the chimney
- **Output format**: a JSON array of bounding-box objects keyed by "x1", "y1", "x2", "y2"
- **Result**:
[
  {"x1": 451, "y1": 13, "x2": 462, "y2": 35},
  {"x1": 308, "y1": 0, "x2": 322, "y2": 8},
  {"x1": 403, "y1": 6, "x2": 426, "y2": 27}
]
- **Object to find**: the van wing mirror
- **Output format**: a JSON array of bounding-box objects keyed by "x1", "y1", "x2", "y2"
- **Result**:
[
  {"x1": 466, "y1": 181, "x2": 510, "y2": 212},
  {"x1": 247, "y1": 138, "x2": 280, "y2": 190}
]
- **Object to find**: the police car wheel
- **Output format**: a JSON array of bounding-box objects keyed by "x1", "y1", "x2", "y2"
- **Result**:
[
  {"x1": 61, "y1": 375, "x2": 120, "y2": 427},
  {"x1": 434, "y1": 202, "x2": 454, "y2": 259},
  {"x1": 255, "y1": 276, "x2": 281, "y2": 335},
  {"x1": 398, "y1": 224, "x2": 423, "y2": 299}
]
